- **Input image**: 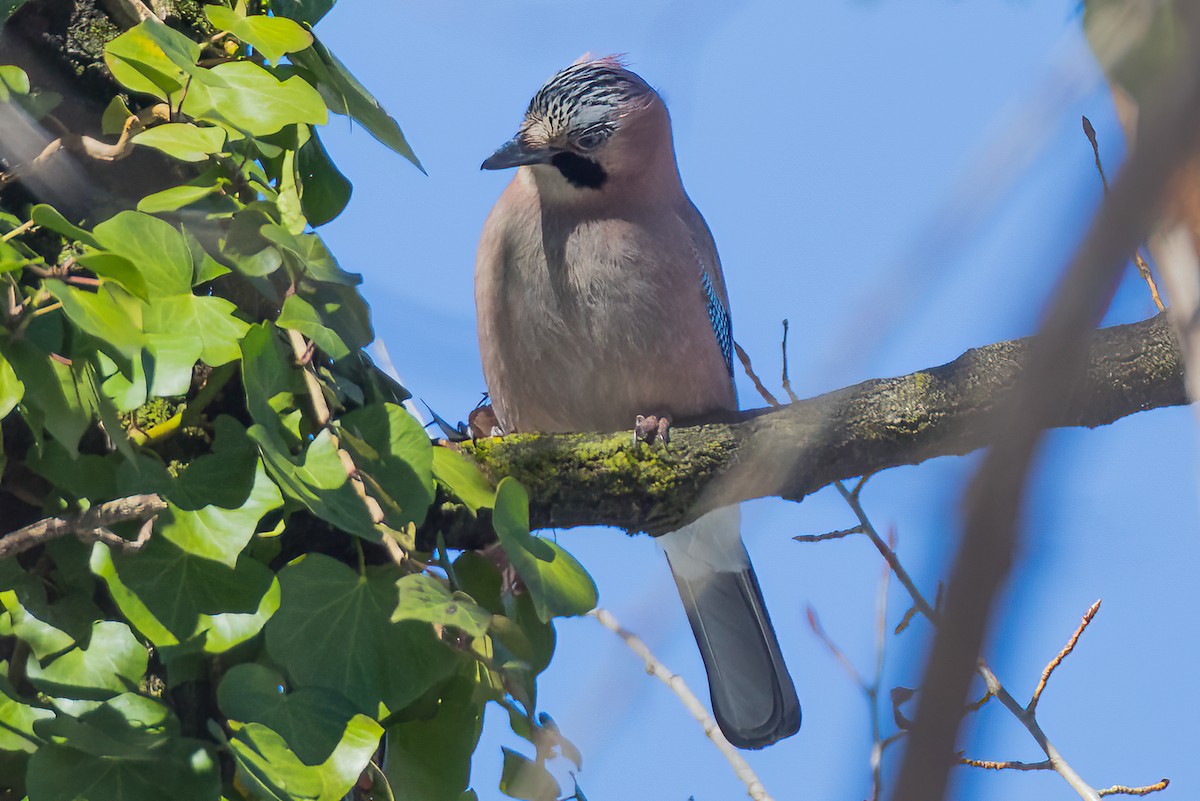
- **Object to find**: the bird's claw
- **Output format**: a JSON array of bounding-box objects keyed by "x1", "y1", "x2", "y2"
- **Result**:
[{"x1": 633, "y1": 414, "x2": 670, "y2": 446}]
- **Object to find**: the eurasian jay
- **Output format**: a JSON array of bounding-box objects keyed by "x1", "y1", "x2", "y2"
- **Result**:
[{"x1": 475, "y1": 56, "x2": 801, "y2": 749}]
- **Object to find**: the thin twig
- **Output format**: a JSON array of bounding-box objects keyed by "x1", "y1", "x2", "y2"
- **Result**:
[
  {"x1": 1029, "y1": 599, "x2": 1101, "y2": 713},
  {"x1": 959, "y1": 756, "x2": 1053, "y2": 771},
  {"x1": 868, "y1": 539, "x2": 893, "y2": 801},
  {"x1": 781, "y1": 319, "x2": 799, "y2": 402},
  {"x1": 1082, "y1": 116, "x2": 1164, "y2": 311},
  {"x1": 590, "y1": 607, "x2": 774, "y2": 801},
  {"x1": 734, "y1": 341, "x2": 781, "y2": 407},
  {"x1": 806, "y1": 606, "x2": 866, "y2": 688},
  {"x1": 1099, "y1": 780, "x2": 1170, "y2": 797},
  {"x1": 0, "y1": 494, "x2": 165, "y2": 559},
  {"x1": 792, "y1": 526, "x2": 861, "y2": 543}
]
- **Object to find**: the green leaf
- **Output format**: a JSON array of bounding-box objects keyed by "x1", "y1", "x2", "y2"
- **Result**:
[
  {"x1": 297, "y1": 127, "x2": 352, "y2": 226},
  {"x1": 277, "y1": 293, "x2": 349, "y2": 360},
  {"x1": 143, "y1": 294, "x2": 250, "y2": 365},
  {"x1": 25, "y1": 620, "x2": 147, "y2": 701},
  {"x1": 222, "y1": 206, "x2": 283, "y2": 277},
  {"x1": 500, "y1": 747, "x2": 559, "y2": 801},
  {"x1": 253, "y1": 426, "x2": 382, "y2": 540},
  {"x1": 92, "y1": 211, "x2": 193, "y2": 297},
  {"x1": 100, "y1": 95, "x2": 133, "y2": 136},
  {"x1": 75, "y1": 252, "x2": 149, "y2": 299},
  {"x1": 270, "y1": 0, "x2": 334, "y2": 25},
  {"x1": 0, "y1": 674, "x2": 53, "y2": 753},
  {"x1": 183, "y1": 60, "x2": 327, "y2": 137},
  {"x1": 393, "y1": 574, "x2": 492, "y2": 639},
  {"x1": 265, "y1": 555, "x2": 460, "y2": 716},
  {"x1": 166, "y1": 415, "x2": 266, "y2": 510},
  {"x1": 340, "y1": 402, "x2": 434, "y2": 528},
  {"x1": 159, "y1": 460, "x2": 283, "y2": 566},
  {"x1": 227, "y1": 716, "x2": 381, "y2": 801},
  {"x1": 216, "y1": 663, "x2": 359, "y2": 764},
  {"x1": 239, "y1": 322, "x2": 299, "y2": 433},
  {"x1": 44, "y1": 280, "x2": 144, "y2": 365},
  {"x1": 0, "y1": 64, "x2": 30, "y2": 100},
  {"x1": 30, "y1": 204, "x2": 99, "y2": 248},
  {"x1": 291, "y1": 38, "x2": 423, "y2": 170},
  {"x1": 432, "y1": 447, "x2": 495, "y2": 513},
  {"x1": 137, "y1": 182, "x2": 222, "y2": 213},
  {"x1": 0, "y1": 588, "x2": 75, "y2": 660},
  {"x1": 493, "y1": 479, "x2": 597, "y2": 622},
  {"x1": 90, "y1": 537, "x2": 280, "y2": 654},
  {"x1": 104, "y1": 19, "x2": 202, "y2": 100},
  {"x1": 7, "y1": 339, "x2": 93, "y2": 454},
  {"x1": 0, "y1": 347, "x2": 25, "y2": 419},
  {"x1": 133, "y1": 122, "x2": 225, "y2": 162},
  {"x1": 28, "y1": 711, "x2": 218, "y2": 801},
  {"x1": 205, "y1": 5, "x2": 313, "y2": 66},
  {"x1": 385, "y1": 673, "x2": 484, "y2": 801}
]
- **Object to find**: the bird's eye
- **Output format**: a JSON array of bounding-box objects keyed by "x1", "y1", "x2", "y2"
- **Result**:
[{"x1": 575, "y1": 130, "x2": 606, "y2": 151}]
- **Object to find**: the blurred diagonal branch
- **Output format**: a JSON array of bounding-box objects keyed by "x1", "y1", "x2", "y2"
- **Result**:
[{"x1": 432, "y1": 313, "x2": 1185, "y2": 547}]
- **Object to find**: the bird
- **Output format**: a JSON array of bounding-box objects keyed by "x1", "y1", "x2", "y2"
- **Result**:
[{"x1": 475, "y1": 56, "x2": 801, "y2": 749}]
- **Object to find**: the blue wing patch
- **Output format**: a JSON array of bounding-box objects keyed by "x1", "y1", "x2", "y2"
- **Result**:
[{"x1": 699, "y1": 270, "x2": 734, "y2": 377}]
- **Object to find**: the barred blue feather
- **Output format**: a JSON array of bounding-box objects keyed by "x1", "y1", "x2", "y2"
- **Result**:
[{"x1": 700, "y1": 270, "x2": 733, "y2": 376}]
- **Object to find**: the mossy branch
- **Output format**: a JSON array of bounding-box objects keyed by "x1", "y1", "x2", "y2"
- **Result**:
[{"x1": 431, "y1": 314, "x2": 1185, "y2": 547}]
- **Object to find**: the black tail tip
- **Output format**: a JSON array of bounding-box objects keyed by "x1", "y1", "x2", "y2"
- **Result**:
[{"x1": 718, "y1": 698, "x2": 801, "y2": 750}]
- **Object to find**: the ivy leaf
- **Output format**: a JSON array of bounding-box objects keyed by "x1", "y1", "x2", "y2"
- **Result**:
[
  {"x1": 30, "y1": 204, "x2": 99, "y2": 249},
  {"x1": 24, "y1": 620, "x2": 147, "y2": 701},
  {"x1": 270, "y1": 0, "x2": 334, "y2": 26},
  {"x1": 493, "y1": 479, "x2": 597, "y2": 622},
  {"x1": 0, "y1": 674, "x2": 53, "y2": 753},
  {"x1": 143, "y1": 294, "x2": 250, "y2": 366},
  {"x1": 204, "y1": 5, "x2": 312, "y2": 66},
  {"x1": 27, "y1": 702, "x2": 219, "y2": 801},
  {"x1": 158, "y1": 460, "x2": 283, "y2": 567},
  {"x1": 499, "y1": 747, "x2": 560, "y2": 801},
  {"x1": 432, "y1": 448, "x2": 495, "y2": 514},
  {"x1": 291, "y1": 37, "x2": 423, "y2": 170},
  {"x1": 133, "y1": 123, "x2": 225, "y2": 162},
  {"x1": 252, "y1": 426, "x2": 382, "y2": 541},
  {"x1": 216, "y1": 663, "x2": 360, "y2": 764},
  {"x1": 92, "y1": 211, "x2": 193, "y2": 297},
  {"x1": 227, "y1": 716, "x2": 381, "y2": 801},
  {"x1": 339, "y1": 401, "x2": 434, "y2": 528},
  {"x1": 44, "y1": 281, "x2": 144, "y2": 366},
  {"x1": 297, "y1": 126, "x2": 352, "y2": 226},
  {"x1": 7, "y1": 339, "x2": 93, "y2": 454},
  {"x1": 385, "y1": 673, "x2": 485, "y2": 801},
  {"x1": 0, "y1": 347, "x2": 25, "y2": 420},
  {"x1": 0, "y1": 64, "x2": 30, "y2": 99},
  {"x1": 90, "y1": 537, "x2": 281, "y2": 655},
  {"x1": 104, "y1": 20, "x2": 202, "y2": 100},
  {"x1": 183, "y1": 61, "x2": 327, "y2": 137},
  {"x1": 137, "y1": 183, "x2": 221, "y2": 213},
  {"x1": 277, "y1": 293, "x2": 349, "y2": 360},
  {"x1": 393, "y1": 574, "x2": 492, "y2": 640},
  {"x1": 265, "y1": 555, "x2": 460, "y2": 716}
]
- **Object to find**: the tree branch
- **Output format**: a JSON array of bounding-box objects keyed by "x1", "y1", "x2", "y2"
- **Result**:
[
  {"x1": 431, "y1": 313, "x2": 1184, "y2": 547},
  {"x1": 0, "y1": 494, "x2": 165, "y2": 559}
]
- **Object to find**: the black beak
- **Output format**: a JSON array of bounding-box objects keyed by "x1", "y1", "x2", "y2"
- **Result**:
[{"x1": 481, "y1": 137, "x2": 550, "y2": 170}]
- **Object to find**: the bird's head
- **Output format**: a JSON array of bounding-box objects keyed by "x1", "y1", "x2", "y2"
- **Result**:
[{"x1": 481, "y1": 56, "x2": 674, "y2": 192}]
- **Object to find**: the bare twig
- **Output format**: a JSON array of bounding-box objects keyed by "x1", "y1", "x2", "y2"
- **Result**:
[
  {"x1": 0, "y1": 494, "x2": 165, "y2": 559},
  {"x1": 590, "y1": 607, "x2": 774, "y2": 801},
  {"x1": 1099, "y1": 780, "x2": 1170, "y2": 797},
  {"x1": 781, "y1": 319, "x2": 799, "y2": 403},
  {"x1": 959, "y1": 755, "x2": 1053, "y2": 771},
  {"x1": 734, "y1": 341, "x2": 781, "y2": 407},
  {"x1": 792, "y1": 526, "x2": 861, "y2": 543},
  {"x1": 1029, "y1": 599, "x2": 1101, "y2": 713},
  {"x1": 1082, "y1": 115, "x2": 1165, "y2": 311},
  {"x1": 805, "y1": 606, "x2": 866, "y2": 688}
]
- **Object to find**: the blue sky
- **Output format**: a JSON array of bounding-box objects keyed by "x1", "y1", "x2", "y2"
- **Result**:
[{"x1": 313, "y1": 2, "x2": 1199, "y2": 799}]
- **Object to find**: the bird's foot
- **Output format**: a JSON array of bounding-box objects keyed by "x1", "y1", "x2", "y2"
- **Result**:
[{"x1": 633, "y1": 414, "x2": 670, "y2": 446}]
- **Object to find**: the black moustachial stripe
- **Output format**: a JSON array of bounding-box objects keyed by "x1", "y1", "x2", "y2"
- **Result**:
[{"x1": 551, "y1": 152, "x2": 607, "y2": 189}]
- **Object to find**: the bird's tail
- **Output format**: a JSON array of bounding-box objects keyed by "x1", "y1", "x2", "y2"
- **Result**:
[{"x1": 658, "y1": 506, "x2": 801, "y2": 749}]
